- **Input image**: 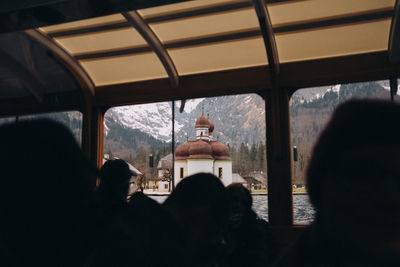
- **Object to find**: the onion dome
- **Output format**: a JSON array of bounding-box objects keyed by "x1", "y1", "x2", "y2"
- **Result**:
[
  {"x1": 188, "y1": 140, "x2": 213, "y2": 159},
  {"x1": 175, "y1": 141, "x2": 191, "y2": 160},
  {"x1": 209, "y1": 120, "x2": 214, "y2": 133},
  {"x1": 195, "y1": 114, "x2": 210, "y2": 128},
  {"x1": 211, "y1": 141, "x2": 231, "y2": 160}
]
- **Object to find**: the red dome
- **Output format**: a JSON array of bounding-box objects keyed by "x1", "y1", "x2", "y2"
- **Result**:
[
  {"x1": 211, "y1": 141, "x2": 230, "y2": 160},
  {"x1": 195, "y1": 114, "x2": 210, "y2": 128},
  {"x1": 209, "y1": 120, "x2": 214, "y2": 133},
  {"x1": 175, "y1": 141, "x2": 192, "y2": 160},
  {"x1": 188, "y1": 140, "x2": 213, "y2": 159}
]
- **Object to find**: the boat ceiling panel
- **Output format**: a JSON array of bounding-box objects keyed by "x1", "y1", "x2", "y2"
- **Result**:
[
  {"x1": 168, "y1": 37, "x2": 268, "y2": 75},
  {"x1": 277, "y1": 19, "x2": 392, "y2": 63},
  {"x1": 40, "y1": 14, "x2": 126, "y2": 35},
  {"x1": 148, "y1": 7, "x2": 258, "y2": 43},
  {"x1": 268, "y1": 0, "x2": 395, "y2": 26},
  {"x1": 51, "y1": 28, "x2": 148, "y2": 55},
  {"x1": 138, "y1": 0, "x2": 241, "y2": 19},
  {"x1": 80, "y1": 52, "x2": 168, "y2": 86}
]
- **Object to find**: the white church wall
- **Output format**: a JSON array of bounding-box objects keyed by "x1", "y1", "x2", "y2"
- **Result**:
[
  {"x1": 196, "y1": 127, "x2": 209, "y2": 140},
  {"x1": 174, "y1": 160, "x2": 187, "y2": 187},
  {"x1": 214, "y1": 160, "x2": 233, "y2": 186},
  {"x1": 187, "y1": 159, "x2": 214, "y2": 176}
]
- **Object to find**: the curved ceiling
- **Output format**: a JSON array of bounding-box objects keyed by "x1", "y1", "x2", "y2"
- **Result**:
[{"x1": 0, "y1": 0, "x2": 399, "y2": 114}]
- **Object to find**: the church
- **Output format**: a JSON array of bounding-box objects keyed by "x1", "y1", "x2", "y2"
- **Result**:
[{"x1": 174, "y1": 113, "x2": 232, "y2": 187}]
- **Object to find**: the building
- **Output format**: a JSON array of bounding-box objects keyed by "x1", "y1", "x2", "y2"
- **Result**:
[
  {"x1": 174, "y1": 114, "x2": 232, "y2": 186},
  {"x1": 157, "y1": 153, "x2": 172, "y2": 192}
]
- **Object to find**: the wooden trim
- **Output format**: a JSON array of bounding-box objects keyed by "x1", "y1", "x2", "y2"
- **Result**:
[
  {"x1": 265, "y1": 88, "x2": 293, "y2": 226},
  {"x1": 82, "y1": 107, "x2": 104, "y2": 168},
  {"x1": 122, "y1": 11, "x2": 179, "y2": 88},
  {"x1": 279, "y1": 51, "x2": 400, "y2": 90},
  {"x1": 94, "y1": 65, "x2": 271, "y2": 107},
  {"x1": 252, "y1": 0, "x2": 280, "y2": 80},
  {"x1": 389, "y1": 0, "x2": 400, "y2": 63},
  {"x1": 25, "y1": 29, "x2": 96, "y2": 96}
]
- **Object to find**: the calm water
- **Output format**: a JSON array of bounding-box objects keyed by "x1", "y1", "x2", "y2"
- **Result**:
[{"x1": 149, "y1": 194, "x2": 315, "y2": 223}]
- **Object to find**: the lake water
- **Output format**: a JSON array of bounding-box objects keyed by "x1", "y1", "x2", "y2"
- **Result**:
[{"x1": 149, "y1": 194, "x2": 315, "y2": 223}]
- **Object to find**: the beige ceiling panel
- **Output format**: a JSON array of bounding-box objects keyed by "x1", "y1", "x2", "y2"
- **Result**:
[
  {"x1": 53, "y1": 28, "x2": 147, "y2": 55},
  {"x1": 150, "y1": 7, "x2": 258, "y2": 43},
  {"x1": 277, "y1": 19, "x2": 391, "y2": 63},
  {"x1": 80, "y1": 53, "x2": 168, "y2": 86},
  {"x1": 139, "y1": 0, "x2": 246, "y2": 19},
  {"x1": 268, "y1": 0, "x2": 395, "y2": 26},
  {"x1": 169, "y1": 37, "x2": 268, "y2": 75},
  {"x1": 40, "y1": 14, "x2": 125, "y2": 34}
]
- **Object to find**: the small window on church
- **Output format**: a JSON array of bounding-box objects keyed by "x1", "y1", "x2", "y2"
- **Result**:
[
  {"x1": 218, "y1": 167, "x2": 223, "y2": 178},
  {"x1": 180, "y1": 167, "x2": 184, "y2": 178}
]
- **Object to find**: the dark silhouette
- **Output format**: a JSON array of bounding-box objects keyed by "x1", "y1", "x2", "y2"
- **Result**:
[
  {"x1": 0, "y1": 119, "x2": 98, "y2": 266},
  {"x1": 91, "y1": 192, "x2": 187, "y2": 267},
  {"x1": 221, "y1": 183, "x2": 273, "y2": 267},
  {"x1": 164, "y1": 173, "x2": 229, "y2": 267},
  {"x1": 274, "y1": 100, "x2": 400, "y2": 266},
  {"x1": 97, "y1": 158, "x2": 134, "y2": 205}
]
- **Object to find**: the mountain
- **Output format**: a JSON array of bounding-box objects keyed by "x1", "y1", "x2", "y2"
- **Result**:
[{"x1": 10, "y1": 80, "x2": 397, "y2": 175}]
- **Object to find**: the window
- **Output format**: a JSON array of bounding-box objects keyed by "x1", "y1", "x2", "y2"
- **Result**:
[
  {"x1": 20, "y1": 111, "x2": 83, "y2": 145},
  {"x1": 104, "y1": 94, "x2": 267, "y2": 220},
  {"x1": 164, "y1": 184, "x2": 168, "y2": 189},
  {"x1": 290, "y1": 80, "x2": 390, "y2": 222}
]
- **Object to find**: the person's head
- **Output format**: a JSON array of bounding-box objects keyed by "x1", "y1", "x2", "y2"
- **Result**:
[
  {"x1": 91, "y1": 192, "x2": 187, "y2": 267},
  {"x1": 0, "y1": 119, "x2": 98, "y2": 266},
  {"x1": 99, "y1": 158, "x2": 133, "y2": 201},
  {"x1": 306, "y1": 99, "x2": 400, "y2": 262},
  {"x1": 164, "y1": 173, "x2": 228, "y2": 260},
  {"x1": 226, "y1": 183, "x2": 256, "y2": 227}
]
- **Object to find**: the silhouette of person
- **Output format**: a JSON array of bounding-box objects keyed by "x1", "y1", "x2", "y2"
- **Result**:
[
  {"x1": 97, "y1": 158, "x2": 135, "y2": 205},
  {"x1": 221, "y1": 183, "x2": 273, "y2": 267},
  {"x1": 91, "y1": 192, "x2": 188, "y2": 267},
  {"x1": 164, "y1": 173, "x2": 229, "y2": 267},
  {"x1": 0, "y1": 119, "x2": 98, "y2": 266},
  {"x1": 274, "y1": 99, "x2": 400, "y2": 266}
]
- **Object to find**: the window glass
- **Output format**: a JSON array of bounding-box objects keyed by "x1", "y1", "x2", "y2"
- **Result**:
[
  {"x1": 104, "y1": 94, "x2": 268, "y2": 220},
  {"x1": 290, "y1": 80, "x2": 390, "y2": 222},
  {"x1": 20, "y1": 111, "x2": 83, "y2": 145}
]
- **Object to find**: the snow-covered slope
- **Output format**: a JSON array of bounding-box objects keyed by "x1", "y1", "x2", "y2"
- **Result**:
[{"x1": 106, "y1": 98, "x2": 205, "y2": 142}]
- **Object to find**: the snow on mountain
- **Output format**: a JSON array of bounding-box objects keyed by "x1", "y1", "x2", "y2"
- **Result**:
[
  {"x1": 106, "y1": 98, "x2": 205, "y2": 142},
  {"x1": 180, "y1": 98, "x2": 205, "y2": 113}
]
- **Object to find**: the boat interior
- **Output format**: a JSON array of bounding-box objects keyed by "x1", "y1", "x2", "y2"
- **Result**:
[{"x1": 1, "y1": 0, "x2": 400, "y2": 247}]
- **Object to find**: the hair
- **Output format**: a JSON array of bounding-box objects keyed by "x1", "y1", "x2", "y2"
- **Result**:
[
  {"x1": 99, "y1": 158, "x2": 132, "y2": 187},
  {"x1": 164, "y1": 173, "x2": 228, "y2": 225},
  {"x1": 306, "y1": 99, "x2": 400, "y2": 212}
]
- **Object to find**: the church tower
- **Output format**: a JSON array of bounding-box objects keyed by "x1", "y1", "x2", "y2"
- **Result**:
[{"x1": 174, "y1": 113, "x2": 232, "y2": 186}]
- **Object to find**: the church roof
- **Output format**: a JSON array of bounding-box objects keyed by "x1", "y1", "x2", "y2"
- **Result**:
[{"x1": 195, "y1": 114, "x2": 210, "y2": 128}]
